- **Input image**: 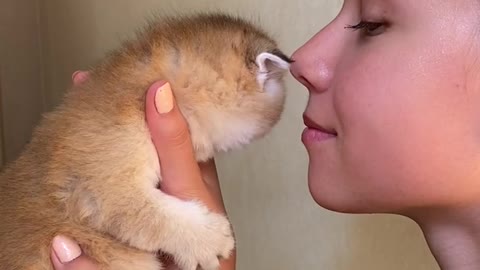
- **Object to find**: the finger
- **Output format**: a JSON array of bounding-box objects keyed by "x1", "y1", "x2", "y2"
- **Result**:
[
  {"x1": 72, "y1": 71, "x2": 90, "y2": 85},
  {"x1": 51, "y1": 235, "x2": 98, "y2": 270},
  {"x1": 144, "y1": 82, "x2": 225, "y2": 212},
  {"x1": 144, "y1": 82, "x2": 204, "y2": 195},
  {"x1": 198, "y1": 159, "x2": 220, "y2": 193},
  {"x1": 198, "y1": 159, "x2": 226, "y2": 212},
  {"x1": 51, "y1": 251, "x2": 98, "y2": 270}
]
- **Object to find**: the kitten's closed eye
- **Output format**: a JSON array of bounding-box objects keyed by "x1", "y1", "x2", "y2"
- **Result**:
[{"x1": 269, "y1": 48, "x2": 294, "y2": 64}]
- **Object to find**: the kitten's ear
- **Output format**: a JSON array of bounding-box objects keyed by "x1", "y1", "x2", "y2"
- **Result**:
[
  {"x1": 255, "y1": 49, "x2": 292, "y2": 90},
  {"x1": 256, "y1": 50, "x2": 292, "y2": 75}
]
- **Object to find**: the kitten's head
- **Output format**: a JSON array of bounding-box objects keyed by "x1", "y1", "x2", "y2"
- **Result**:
[{"x1": 146, "y1": 13, "x2": 292, "y2": 161}]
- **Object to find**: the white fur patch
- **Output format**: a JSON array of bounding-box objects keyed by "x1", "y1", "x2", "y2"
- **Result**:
[
  {"x1": 263, "y1": 76, "x2": 285, "y2": 97},
  {"x1": 151, "y1": 193, "x2": 234, "y2": 270},
  {"x1": 189, "y1": 112, "x2": 262, "y2": 161}
]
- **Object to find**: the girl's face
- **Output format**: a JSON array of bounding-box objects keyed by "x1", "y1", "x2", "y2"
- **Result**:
[{"x1": 291, "y1": 0, "x2": 480, "y2": 214}]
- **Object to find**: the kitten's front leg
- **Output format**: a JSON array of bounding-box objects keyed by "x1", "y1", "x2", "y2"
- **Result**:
[{"x1": 81, "y1": 184, "x2": 234, "y2": 270}]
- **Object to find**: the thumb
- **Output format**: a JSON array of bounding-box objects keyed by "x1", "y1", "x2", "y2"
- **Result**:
[
  {"x1": 145, "y1": 81, "x2": 206, "y2": 198},
  {"x1": 51, "y1": 235, "x2": 98, "y2": 270}
]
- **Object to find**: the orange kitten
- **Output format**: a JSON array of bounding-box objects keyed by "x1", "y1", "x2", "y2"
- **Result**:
[{"x1": 0, "y1": 13, "x2": 291, "y2": 270}]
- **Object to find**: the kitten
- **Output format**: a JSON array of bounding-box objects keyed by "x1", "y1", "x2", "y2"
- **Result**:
[{"x1": 0, "y1": 13, "x2": 291, "y2": 270}]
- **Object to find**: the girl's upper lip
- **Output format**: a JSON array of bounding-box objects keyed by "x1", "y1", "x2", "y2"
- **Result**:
[{"x1": 303, "y1": 114, "x2": 338, "y2": 135}]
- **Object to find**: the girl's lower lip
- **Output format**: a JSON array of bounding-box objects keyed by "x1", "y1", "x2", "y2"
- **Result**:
[{"x1": 301, "y1": 127, "x2": 336, "y2": 144}]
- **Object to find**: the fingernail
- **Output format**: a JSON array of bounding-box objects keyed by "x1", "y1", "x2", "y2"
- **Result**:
[
  {"x1": 155, "y1": 82, "x2": 174, "y2": 114},
  {"x1": 52, "y1": 235, "x2": 82, "y2": 264}
]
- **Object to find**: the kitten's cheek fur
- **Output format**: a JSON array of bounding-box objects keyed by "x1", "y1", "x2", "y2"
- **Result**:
[{"x1": 186, "y1": 51, "x2": 291, "y2": 162}]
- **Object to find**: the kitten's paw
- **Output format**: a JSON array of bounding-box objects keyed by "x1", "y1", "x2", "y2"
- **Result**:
[{"x1": 172, "y1": 203, "x2": 234, "y2": 270}]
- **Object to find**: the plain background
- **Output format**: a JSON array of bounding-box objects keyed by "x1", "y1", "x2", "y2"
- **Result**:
[{"x1": 1, "y1": 0, "x2": 439, "y2": 269}]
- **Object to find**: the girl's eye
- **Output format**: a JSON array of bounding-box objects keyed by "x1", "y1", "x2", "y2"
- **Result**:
[{"x1": 345, "y1": 21, "x2": 386, "y2": 36}]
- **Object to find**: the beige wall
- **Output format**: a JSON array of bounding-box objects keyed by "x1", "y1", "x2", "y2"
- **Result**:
[
  {"x1": 0, "y1": 0, "x2": 45, "y2": 163},
  {"x1": 2, "y1": 0, "x2": 439, "y2": 269},
  {"x1": 0, "y1": 73, "x2": 3, "y2": 167}
]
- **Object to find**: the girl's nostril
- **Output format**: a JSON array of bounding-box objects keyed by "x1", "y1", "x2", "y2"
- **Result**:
[{"x1": 298, "y1": 75, "x2": 314, "y2": 90}]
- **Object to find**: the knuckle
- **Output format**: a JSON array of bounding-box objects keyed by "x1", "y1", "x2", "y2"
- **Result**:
[
  {"x1": 165, "y1": 122, "x2": 191, "y2": 148},
  {"x1": 160, "y1": 116, "x2": 192, "y2": 148}
]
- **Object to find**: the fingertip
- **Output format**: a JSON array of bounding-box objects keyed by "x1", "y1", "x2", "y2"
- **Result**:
[
  {"x1": 50, "y1": 248, "x2": 99, "y2": 270},
  {"x1": 145, "y1": 81, "x2": 190, "y2": 142},
  {"x1": 72, "y1": 71, "x2": 89, "y2": 85},
  {"x1": 51, "y1": 249, "x2": 65, "y2": 270}
]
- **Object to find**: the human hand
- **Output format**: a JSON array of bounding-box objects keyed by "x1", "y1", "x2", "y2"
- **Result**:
[
  {"x1": 144, "y1": 79, "x2": 235, "y2": 270},
  {"x1": 50, "y1": 71, "x2": 235, "y2": 270}
]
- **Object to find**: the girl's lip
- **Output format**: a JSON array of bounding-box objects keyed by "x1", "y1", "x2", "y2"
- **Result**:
[
  {"x1": 302, "y1": 127, "x2": 336, "y2": 144},
  {"x1": 302, "y1": 114, "x2": 337, "y2": 136}
]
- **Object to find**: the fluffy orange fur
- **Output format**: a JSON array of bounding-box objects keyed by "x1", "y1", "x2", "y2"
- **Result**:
[{"x1": 0, "y1": 13, "x2": 290, "y2": 270}]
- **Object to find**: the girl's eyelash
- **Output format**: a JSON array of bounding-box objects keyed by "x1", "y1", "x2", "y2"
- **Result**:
[
  {"x1": 344, "y1": 21, "x2": 386, "y2": 36},
  {"x1": 344, "y1": 21, "x2": 383, "y2": 31}
]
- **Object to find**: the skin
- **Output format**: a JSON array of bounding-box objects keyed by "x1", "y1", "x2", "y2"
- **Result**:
[
  {"x1": 51, "y1": 0, "x2": 480, "y2": 269},
  {"x1": 291, "y1": 0, "x2": 480, "y2": 269}
]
